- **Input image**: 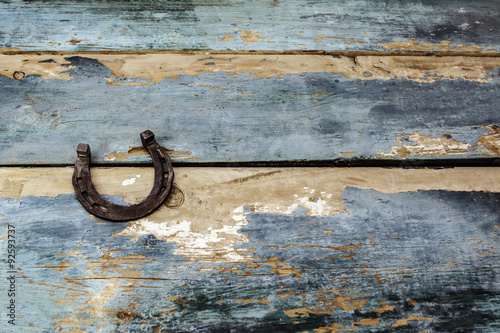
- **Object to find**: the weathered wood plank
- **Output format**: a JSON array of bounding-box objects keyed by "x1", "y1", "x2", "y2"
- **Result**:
[
  {"x1": 1, "y1": 167, "x2": 499, "y2": 331},
  {"x1": 1, "y1": 53, "x2": 500, "y2": 165},
  {"x1": 0, "y1": 0, "x2": 498, "y2": 52}
]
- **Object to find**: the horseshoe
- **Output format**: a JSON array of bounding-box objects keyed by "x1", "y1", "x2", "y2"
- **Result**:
[{"x1": 72, "y1": 130, "x2": 174, "y2": 222}]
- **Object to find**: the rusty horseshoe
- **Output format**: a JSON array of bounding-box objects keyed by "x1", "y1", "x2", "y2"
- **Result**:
[{"x1": 72, "y1": 130, "x2": 174, "y2": 222}]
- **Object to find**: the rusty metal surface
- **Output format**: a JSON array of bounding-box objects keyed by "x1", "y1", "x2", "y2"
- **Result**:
[{"x1": 72, "y1": 130, "x2": 174, "y2": 222}]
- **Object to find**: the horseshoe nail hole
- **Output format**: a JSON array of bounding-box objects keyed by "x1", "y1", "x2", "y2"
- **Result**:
[
  {"x1": 82, "y1": 191, "x2": 91, "y2": 203},
  {"x1": 92, "y1": 203, "x2": 108, "y2": 212},
  {"x1": 165, "y1": 186, "x2": 184, "y2": 209}
]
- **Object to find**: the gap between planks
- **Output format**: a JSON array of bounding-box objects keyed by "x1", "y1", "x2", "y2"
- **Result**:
[{"x1": 2, "y1": 50, "x2": 500, "y2": 57}]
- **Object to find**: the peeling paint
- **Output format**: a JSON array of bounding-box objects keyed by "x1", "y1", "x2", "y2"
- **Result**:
[
  {"x1": 478, "y1": 125, "x2": 500, "y2": 156},
  {"x1": 350, "y1": 318, "x2": 381, "y2": 329},
  {"x1": 220, "y1": 30, "x2": 276, "y2": 44},
  {"x1": 1, "y1": 167, "x2": 499, "y2": 331},
  {"x1": 259, "y1": 256, "x2": 304, "y2": 278},
  {"x1": 237, "y1": 29, "x2": 276, "y2": 44},
  {"x1": 2, "y1": 54, "x2": 500, "y2": 165},
  {"x1": 379, "y1": 126, "x2": 500, "y2": 159},
  {"x1": 220, "y1": 35, "x2": 236, "y2": 42},
  {"x1": 0, "y1": 47, "x2": 22, "y2": 52},
  {"x1": 372, "y1": 301, "x2": 395, "y2": 314},
  {"x1": 313, "y1": 323, "x2": 345, "y2": 332},
  {"x1": 49, "y1": 249, "x2": 157, "y2": 329},
  {"x1": 0, "y1": 55, "x2": 75, "y2": 80},
  {"x1": 112, "y1": 218, "x2": 251, "y2": 263},
  {"x1": 105, "y1": 146, "x2": 193, "y2": 162},
  {"x1": 316, "y1": 35, "x2": 367, "y2": 45},
  {"x1": 379, "y1": 132, "x2": 475, "y2": 158},
  {"x1": 96, "y1": 54, "x2": 500, "y2": 85},
  {"x1": 2, "y1": 0, "x2": 500, "y2": 54},
  {"x1": 105, "y1": 146, "x2": 148, "y2": 161},
  {"x1": 379, "y1": 39, "x2": 495, "y2": 53},
  {"x1": 2, "y1": 54, "x2": 498, "y2": 87},
  {"x1": 392, "y1": 315, "x2": 433, "y2": 327},
  {"x1": 284, "y1": 307, "x2": 334, "y2": 318},
  {"x1": 68, "y1": 37, "x2": 86, "y2": 45},
  {"x1": 316, "y1": 296, "x2": 369, "y2": 311},
  {"x1": 233, "y1": 298, "x2": 269, "y2": 304}
]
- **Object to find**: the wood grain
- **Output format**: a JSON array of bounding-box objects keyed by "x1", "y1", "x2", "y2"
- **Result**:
[
  {"x1": 1, "y1": 167, "x2": 499, "y2": 332},
  {"x1": 2, "y1": 2, "x2": 498, "y2": 332},
  {"x1": 0, "y1": 0, "x2": 498, "y2": 52},
  {"x1": 1, "y1": 53, "x2": 500, "y2": 165}
]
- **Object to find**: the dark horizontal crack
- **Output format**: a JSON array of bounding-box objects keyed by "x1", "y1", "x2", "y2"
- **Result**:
[{"x1": 5, "y1": 157, "x2": 500, "y2": 169}]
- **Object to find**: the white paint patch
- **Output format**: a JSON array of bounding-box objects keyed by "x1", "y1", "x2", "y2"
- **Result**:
[
  {"x1": 247, "y1": 188, "x2": 339, "y2": 217},
  {"x1": 122, "y1": 177, "x2": 137, "y2": 186},
  {"x1": 251, "y1": 196, "x2": 337, "y2": 217},
  {"x1": 114, "y1": 214, "x2": 251, "y2": 263},
  {"x1": 458, "y1": 7, "x2": 466, "y2": 13}
]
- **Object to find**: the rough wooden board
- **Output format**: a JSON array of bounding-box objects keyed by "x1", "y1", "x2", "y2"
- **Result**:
[
  {"x1": 0, "y1": 167, "x2": 499, "y2": 332},
  {"x1": 0, "y1": 0, "x2": 499, "y2": 52},
  {"x1": 1, "y1": 54, "x2": 500, "y2": 165}
]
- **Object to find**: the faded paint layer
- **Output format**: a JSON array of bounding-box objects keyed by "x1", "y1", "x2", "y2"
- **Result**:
[
  {"x1": 1, "y1": 56, "x2": 500, "y2": 165},
  {"x1": 0, "y1": 167, "x2": 499, "y2": 331},
  {"x1": 0, "y1": 0, "x2": 498, "y2": 52}
]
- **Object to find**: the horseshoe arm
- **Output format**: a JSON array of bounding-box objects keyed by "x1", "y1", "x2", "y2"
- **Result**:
[{"x1": 72, "y1": 130, "x2": 174, "y2": 222}]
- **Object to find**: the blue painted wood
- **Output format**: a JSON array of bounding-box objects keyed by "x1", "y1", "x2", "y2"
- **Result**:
[
  {"x1": 0, "y1": 0, "x2": 498, "y2": 52},
  {"x1": 1, "y1": 187, "x2": 498, "y2": 331},
  {"x1": 1, "y1": 56, "x2": 500, "y2": 165}
]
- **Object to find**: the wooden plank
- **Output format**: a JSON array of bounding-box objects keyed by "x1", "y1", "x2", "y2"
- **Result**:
[
  {"x1": 1, "y1": 167, "x2": 499, "y2": 331},
  {"x1": 0, "y1": 0, "x2": 499, "y2": 52},
  {"x1": 1, "y1": 53, "x2": 500, "y2": 165}
]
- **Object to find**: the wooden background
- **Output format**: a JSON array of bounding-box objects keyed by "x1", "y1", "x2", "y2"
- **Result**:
[{"x1": 1, "y1": 1, "x2": 499, "y2": 332}]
